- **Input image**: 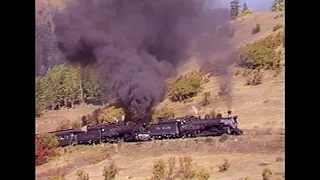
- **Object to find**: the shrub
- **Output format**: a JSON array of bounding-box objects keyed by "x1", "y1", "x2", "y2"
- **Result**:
[
  {"x1": 151, "y1": 159, "x2": 167, "y2": 180},
  {"x1": 37, "y1": 133, "x2": 59, "y2": 149},
  {"x1": 103, "y1": 161, "x2": 119, "y2": 180},
  {"x1": 91, "y1": 107, "x2": 102, "y2": 125},
  {"x1": 270, "y1": 0, "x2": 284, "y2": 12},
  {"x1": 151, "y1": 106, "x2": 175, "y2": 123},
  {"x1": 148, "y1": 156, "x2": 211, "y2": 180},
  {"x1": 168, "y1": 72, "x2": 205, "y2": 102},
  {"x1": 201, "y1": 92, "x2": 211, "y2": 106},
  {"x1": 36, "y1": 133, "x2": 59, "y2": 166},
  {"x1": 166, "y1": 78, "x2": 177, "y2": 92},
  {"x1": 98, "y1": 106, "x2": 125, "y2": 124},
  {"x1": 262, "y1": 168, "x2": 273, "y2": 180},
  {"x1": 273, "y1": 24, "x2": 284, "y2": 32},
  {"x1": 80, "y1": 105, "x2": 124, "y2": 126},
  {"x1": 178, "y1": 156, "x2": 197, "y2": 179},
  {"x1": 239, "y1": 32, "x2": 284, "y2": 70},
  {"x1": 167, "y1": 157, "x2": 177, "y2": 179},
  {"x1": 245, "y1": 70, "x2": 263, "y2": 86},
  {"x1": 76, "y1": 169, "x2": 90, "y2": 180},
  {"x1": 242, "y1": 69, "x2": 252, "y2": 77},
  {"x1": 252, "y1": 24, "x2": 260, "y2": 34},
  {"x1": 237, "y1": 10, "x2": 253, "y2": 18},
  {"x1": 56, "y1": 119, "x2": 72, "y2": 131},
  {"x1": 71, "y1": 120, "x2": 82, "y2": 128},
  {"x1": 196, "y1": 169, "x2": 210, "y2": 180},
  {"x1": 36, "y1": 138, "x2": 56, "y2": 166},
  {"x1": 218, "y1": 159, "x2": 230, "y2": 172}
]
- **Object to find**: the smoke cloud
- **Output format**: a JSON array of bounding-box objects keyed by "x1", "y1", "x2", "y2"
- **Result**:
[{"x1": 52, "y1": 0, "x2": 237, "y2": 122}]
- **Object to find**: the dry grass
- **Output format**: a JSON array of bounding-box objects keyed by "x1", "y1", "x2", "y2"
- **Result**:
[
  {"x1": 36, "y1": 134, "x2": 284, "y2": 180},
  {"x1": 36, "y1": 104, "x2": 99, "y2": 133},
  {"x1": 231, "y1": 12, "x2": 284, "y2": 49}
]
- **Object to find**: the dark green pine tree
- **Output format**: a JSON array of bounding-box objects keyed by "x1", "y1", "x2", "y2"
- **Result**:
[
  {"x1": 230, "y1": 0, "x2": 241, "y2": 20},
  {"x1": 243, "y1": 2, "x2": 248, "y2": 11}
]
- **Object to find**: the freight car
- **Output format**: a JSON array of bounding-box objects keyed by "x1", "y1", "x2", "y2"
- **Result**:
[{"x1": 41, "y1": 111, "x2": 243, "y2": 147}]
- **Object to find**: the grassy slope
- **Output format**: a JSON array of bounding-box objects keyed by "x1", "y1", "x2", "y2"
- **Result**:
[{"x1": 36, "y1": 11, "x2": 284, "y2": 180}]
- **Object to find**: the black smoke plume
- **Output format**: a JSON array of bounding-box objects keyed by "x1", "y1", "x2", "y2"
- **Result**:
[{"x1": 52, "y1": 0, "x2": 237, "y2": 122}]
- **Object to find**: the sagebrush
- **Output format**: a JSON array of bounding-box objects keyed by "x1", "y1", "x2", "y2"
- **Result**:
[
  {"x1": 103, "y1": 161, "x2": 119, "y2": 180},
  {"x1": 218, "y1": 159, "x2": 230, "y2": 172},
  {"x1": 262, "y1": 168, "x2": 273, "y2": 180},
  {"x1": 76, "y1": 169, "x2": 90, "y2": 180},
  {"x1": 147, "y1": 156, "x2": 210, "y2": 180}
]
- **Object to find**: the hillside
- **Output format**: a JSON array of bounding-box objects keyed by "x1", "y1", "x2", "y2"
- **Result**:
[
  {"x1": 36, "y1": 11, "x2": 284, "y2": 133},
  {"x1": 36, "y1": 10, "x2": 284, "y2": 180}
]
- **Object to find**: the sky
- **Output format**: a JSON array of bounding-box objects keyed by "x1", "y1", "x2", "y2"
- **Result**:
[{"x1": 206, "y1": 0, "x2": 274, "y2": 12}]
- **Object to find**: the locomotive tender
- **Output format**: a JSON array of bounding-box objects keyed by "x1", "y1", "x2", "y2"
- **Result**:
[{"x1": 43, "y1": 111, "x2": 243, "y2": 147}]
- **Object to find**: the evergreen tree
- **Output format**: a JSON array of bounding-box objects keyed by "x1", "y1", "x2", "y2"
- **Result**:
[
  {"x1": 36, "y1": 63, "x2": 104, "y2": 111},
  {"x1": 243, "y1": 2, "x2": 248, "y2": 11},
  {"x1": 61, "y1": 65, "x2": 82, "y2": 108},
  {"x1": 230, "y1": 0, "x2": 241, "y2": 20},
  {"x1": 83, "y1": 65, "x2": 103, "y2": 104}
]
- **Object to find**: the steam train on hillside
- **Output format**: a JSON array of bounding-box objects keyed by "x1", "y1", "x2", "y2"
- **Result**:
[{"x1": 37, "y1": 111, "x2": 243, "y2": 147}]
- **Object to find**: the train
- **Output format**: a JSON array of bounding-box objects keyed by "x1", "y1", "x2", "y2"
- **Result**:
[{"x1": 38, "y1": 111, "x2": 243, "y2": 147}]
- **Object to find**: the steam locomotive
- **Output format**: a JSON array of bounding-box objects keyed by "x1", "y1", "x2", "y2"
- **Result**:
[{"x1": 42, "y1": 111, "x2": 243, "y2": 147}]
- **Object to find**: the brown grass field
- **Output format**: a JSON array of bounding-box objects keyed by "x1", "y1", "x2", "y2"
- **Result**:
[{"x1": 36, "y1": 11, "x2": 285, "y2": 180}]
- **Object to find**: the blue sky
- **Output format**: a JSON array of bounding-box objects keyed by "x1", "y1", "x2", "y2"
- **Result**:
[{"x1": 206, "y1": 0, "x2": 274, "y2": 12}]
